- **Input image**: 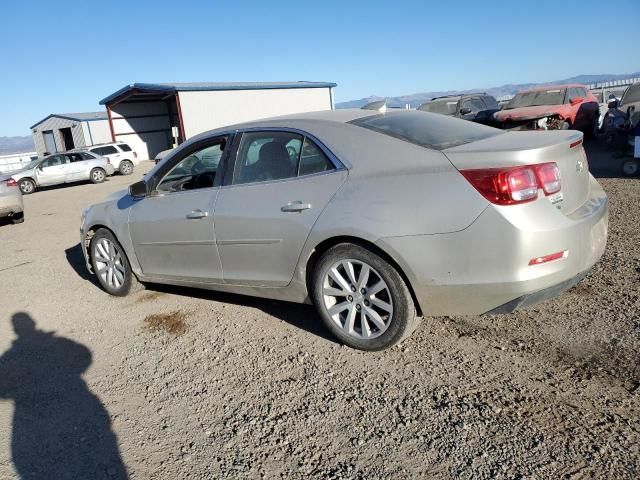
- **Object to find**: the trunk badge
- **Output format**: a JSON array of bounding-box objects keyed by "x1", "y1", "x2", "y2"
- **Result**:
[{"x1": 576, "y1": 159, "x2": 585, "y2": 173}]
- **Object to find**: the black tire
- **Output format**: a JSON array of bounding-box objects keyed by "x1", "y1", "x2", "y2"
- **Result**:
[
  {"x1": 621, "y1": 159, "x2": 639, "y2": 177},
  {"x1": 11, "y1": 212, "x2": 24, "y2": 224},
  {"x1": 119, "y1": 160, "x2": 134, "y2": 175},
  {"x1": 90, "y1": 168, "x2": 106, "y2": 184},
  {"x1": 18, "y1": 178, "x2": 36, "y2": 194},
  {"x1": 90, "y1": 228, "x2": 142, "y2": 296},
  {"x1": 311, "y1": 243, "x2": 419, "y2": 351}
]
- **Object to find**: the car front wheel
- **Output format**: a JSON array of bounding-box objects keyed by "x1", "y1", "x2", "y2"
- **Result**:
[
  {"x1": 90, "y1": 229, "x2": 141, "y2": 296},
  {"x1": 622, "y1": 159, "x2": 639, "y2": 177},
  {"x1": 311, "y1": 243, "x2": 419, "y2": 351}
]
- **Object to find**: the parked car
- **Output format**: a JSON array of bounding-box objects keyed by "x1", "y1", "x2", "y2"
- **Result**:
[
  {"x1": 493, "y1": 84, "x2": 600, "y2": 135},
  {"x1": 591, "y1": 86, "x2": 628, "y2": 129},
  {"x1": 603, "y1": 82, "x2": 640, "y2": 176},
  {"x1": 0, "y1": 177, "x2": 24, "y2": 224},
  {"x1": 154, "y1": 148, "x2": 174, "y2": 165},
  {"x1": 81, "y1": 109, "x2": 608, "y2": 351},
  {"x1": 418, "y1": 94, "x2": 500, "y2": 125},
  {"x1": 5, "y1": 152, "x2": 114, "y2": 194},
  {"x1": 83, "y1": 142, "x2": 139, "y2": 175}
]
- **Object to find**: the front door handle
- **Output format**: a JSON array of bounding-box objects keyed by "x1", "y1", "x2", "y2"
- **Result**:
[
  {"x1": 186, "y1": 209, "x2": 208, "y2": 219},
  {"x1": 281, "y1": 201, "x2": 312, "y2": 213}
]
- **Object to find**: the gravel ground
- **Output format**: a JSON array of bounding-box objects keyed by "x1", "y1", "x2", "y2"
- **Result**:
[{"x1": 0, "y1": 143, "x2": 638, "y2": 479}]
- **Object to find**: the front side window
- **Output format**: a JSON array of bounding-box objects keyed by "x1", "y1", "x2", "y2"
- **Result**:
[
  {"x1": 234, "y1": 132, "x2": 302, "y2": 185},
  {"x1": 66, "y1": 152, "x2": 94, "y2": 162},
  {"x1": 157, "y1": 137, "x2": 227, "y2": 193},
  {"x1": 41, "y1": 155, "x2": 66, "y2": 167}
]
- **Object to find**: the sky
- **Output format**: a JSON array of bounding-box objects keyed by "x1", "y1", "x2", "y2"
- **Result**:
[{"x1": 0, "y1": 0, "x2": 638, "y2": 136}]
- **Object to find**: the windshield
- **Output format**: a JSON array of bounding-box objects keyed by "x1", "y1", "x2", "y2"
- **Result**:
[
  {"x1": 505, "y1": 89, "x2": 566, "y2": 109},
  {"x1": 349, "y1": 110, "x2": 502, "y2": 151},
  {"x1": 22, "y1": 159, "x2": 42, "y2": 170},
  {"x1": 621, "y1": 84, "x2": 640, "y2": 106},
  {"x1": 418, "y1": 99, "x2": 458, "y2": 116}
]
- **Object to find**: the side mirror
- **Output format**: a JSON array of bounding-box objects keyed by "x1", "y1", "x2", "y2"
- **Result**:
[
  {"x1": 460, "y1": 107, "x2": 472, "y2": 115},
  {"x1": 129, "y1": 180, "x2": 148, "y2": 198},
  {"x1": 570, "y1": 97, "x2": 583, "y2": 106}
]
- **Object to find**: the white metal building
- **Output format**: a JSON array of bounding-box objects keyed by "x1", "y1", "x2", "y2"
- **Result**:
[
  {"x1": 0, "y1": 152, "x2": 38, "y2": 174},
  {"x1": 30, "y1": 112, "x2": 112, "y2": 157},
  {"x1": 99, "y1": 81, "x2": 337, "y2": 160}
]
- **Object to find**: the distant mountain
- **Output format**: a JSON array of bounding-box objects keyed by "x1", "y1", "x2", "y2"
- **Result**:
[
  {"x1": 0, "y1": 136, "x2": 35, "y2": 155},
  {"x1": 337, "y1": 72, "x2": 640, "y2": 109}
]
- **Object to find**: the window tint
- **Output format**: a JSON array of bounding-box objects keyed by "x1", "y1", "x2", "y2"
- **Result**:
[
  {"x1": 80, "y1": 152, "x2": 95, "y2": 160},
  {"x1": 461, "y1": 98, "x2": 485, "y2": 113},
  {"x1": 157, "y1": 138, "x2": 227, "y2": 192},
  {"x1": 234, "y1": 132, "x2": 302, "y2": 184},
  {"x1": 118, "y1": 144, "x2": 132, "y2": 152},
  {"x1": 100, "y1": 146, "x2": 118, "y2": 155},
  {"x1": 482, "y1": 96, "x2": 499, "y2": 109},
  {"x1": 66, "y1": 153, "x2": 86, "y2": 163},
  {"x1": 41, "y1": 155, "x2": 66, "y2": 167},
  {"x1": 350, "y1": 111, "x2": 501, "y2": 150},
  {"x1": 299, "y1": 138, "x2": 335, "y2": 176}
]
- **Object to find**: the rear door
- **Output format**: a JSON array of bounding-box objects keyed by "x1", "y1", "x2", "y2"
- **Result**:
[
  {"x1": 64, "y1": 153, "x2": 91, "y2": 181},
  {"x1": 213, "y1": 130, "x2": 347, "y2": 286}
]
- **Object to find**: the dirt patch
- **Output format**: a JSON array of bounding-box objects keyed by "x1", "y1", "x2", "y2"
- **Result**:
[
  {"x1": 135, "y1": 291, "x2": 166, "y2": 304},
  {"x1": 143, "y1": 311, "x2": 188, "y2": 336}
]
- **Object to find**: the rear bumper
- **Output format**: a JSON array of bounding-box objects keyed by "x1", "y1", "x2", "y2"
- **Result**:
[
  {"x1": 0, "y1": 192, "x2": 23, "y2": 217},
  {"x1": 378, "y1": 175, "x2": 608, "y2": 316}
]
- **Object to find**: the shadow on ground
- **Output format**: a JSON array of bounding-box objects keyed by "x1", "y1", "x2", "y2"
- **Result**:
[{"x1": 0, "y1": 312, "x2": 127, "y2": 480}]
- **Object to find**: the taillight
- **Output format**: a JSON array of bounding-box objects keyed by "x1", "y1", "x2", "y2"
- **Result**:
[
  {"x1": 461, "y1": 162, "x2": 561, "y2": 206},
  {"x1": 6, "y1": 178, "x2": 17, "y2": 187},
  {"x1": 534, "y1": 162, "x2": 561, "y2": 195}
]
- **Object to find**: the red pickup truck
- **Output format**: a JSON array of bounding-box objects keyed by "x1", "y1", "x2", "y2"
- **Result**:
[{"x1": 494, "y1": 84, "x2": 600, "y2": 135}]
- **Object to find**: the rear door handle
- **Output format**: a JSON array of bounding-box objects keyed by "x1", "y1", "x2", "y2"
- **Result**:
[
  {"x1": 186, "y1": 209, "x2": 208, "y2": 219},
  {"x1": 281, "y1": 201, "x2": 312, "y2": 213}
]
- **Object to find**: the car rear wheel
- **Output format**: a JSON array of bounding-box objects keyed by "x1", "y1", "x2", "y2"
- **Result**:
[
  {"x1": 90, "y1": 229, "x2": 141, "y2": 296},
  {"x1": 19, "y1": 178, "x2": 35, "y2": 194},
  {"x1": 311, "y1": 243, "x2": 419, "y2": 351},
  {"x1": 622, "y1": 159, "x2": 639, "y2": 177},
  {"x1": 90, "y1": 168, "x2": 106, "y2": 184},
  {"x1": 119, "y1": 160, "x2": 134, "y2": 175}
]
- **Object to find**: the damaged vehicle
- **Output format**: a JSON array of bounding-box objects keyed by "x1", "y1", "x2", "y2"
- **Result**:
[
  {"x1": 493, "y1": 84, "x2": 599, "y2": 135},
  {"x1": 417, "y1": 94, "x2": 500, "y2": 125}
]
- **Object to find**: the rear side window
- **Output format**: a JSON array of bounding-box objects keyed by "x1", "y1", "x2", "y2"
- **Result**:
[
  {"x1": 299, "y1": 138, "x2": 335, "y2": 176},
  {"x1": 118, "y1": 144, "x2": 132, "y2": 152},
  {"x1": 234, "y1": 132, "x2": 302, "y2": 184},
  {"x1": 349, "y1": 111, "x2": 501, "y2": 150},
  {"x1": 91, "y1": 146, "x2": 118, "y2": 155}
]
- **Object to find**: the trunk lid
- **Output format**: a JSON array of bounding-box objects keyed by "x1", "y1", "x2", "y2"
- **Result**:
[{"x1": 443, "y1": 130, "x2": 590, "y2": 214}]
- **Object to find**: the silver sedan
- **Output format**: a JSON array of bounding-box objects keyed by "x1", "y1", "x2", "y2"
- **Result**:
[
  {"x1": 80, "y1": 110, "x2": 608, "y2": 350},
  {"x1": 6, "y1": 152, "x2": 115, "y2": 195}
]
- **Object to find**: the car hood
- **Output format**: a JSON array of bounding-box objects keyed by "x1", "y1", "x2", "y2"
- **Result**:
[
  {"x1": 494, "y1": 105, "x2": 560, "y2": 121},
  {"x1": 6, "y1": 167, "x2": 36, "y2": 179}
]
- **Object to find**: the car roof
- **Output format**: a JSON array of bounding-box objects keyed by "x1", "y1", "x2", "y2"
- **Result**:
[{"x1": 519, "y1": 84, "x2": 586, "y2": 93}]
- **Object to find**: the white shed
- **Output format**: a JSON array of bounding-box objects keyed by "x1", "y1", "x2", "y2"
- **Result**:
[
  {"x1": 30, "y1": 112, "x2": 112, "y2": 157},
  {"x1": 99, "y1": 81, "x2": 336, "y2": 160}
]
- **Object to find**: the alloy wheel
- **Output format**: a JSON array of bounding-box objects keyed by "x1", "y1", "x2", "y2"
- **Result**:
[
  {"x1": 120, "y1": 162, "x2": 133, "y2": 174},
  {"x1": 93, "y1": 170, "x2": 105, "y2": 182},
  {"x1": 20, "y1": 180, "x2": 34, "y2": 194},
  {"x1": 322, "y1": 259, "x2": 393, "y2": 339},
  {"x1": 94, "y1": 238, "x2": 126, "y2": 290}
]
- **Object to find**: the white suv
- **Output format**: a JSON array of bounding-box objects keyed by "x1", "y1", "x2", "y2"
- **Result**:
[{"x1": 85, "y1": 142, "x2": 139, "y2": 175}]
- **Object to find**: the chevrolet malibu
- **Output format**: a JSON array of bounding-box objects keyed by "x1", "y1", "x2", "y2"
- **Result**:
[{"x1": 80, "y1": 110, "x2": 608, "y2": 350}]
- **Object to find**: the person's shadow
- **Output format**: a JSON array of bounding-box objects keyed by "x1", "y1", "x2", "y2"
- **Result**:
[{"x1": 0, "y1": 313, "x2": 127, "y2": 480}]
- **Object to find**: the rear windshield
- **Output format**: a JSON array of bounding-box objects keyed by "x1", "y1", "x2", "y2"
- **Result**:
[
  {"x1": 349, "y1": 111, "x2": 502, "y2": 150},
  {"x1": 418, "y1": 99, "x2": 458, "y2": 115},
  {"x1": 118, "y1": 144, "x2": 132, "y2": 152},
  {"x1": 506, "y1": 89, "x2": 566, "y2": 108}
]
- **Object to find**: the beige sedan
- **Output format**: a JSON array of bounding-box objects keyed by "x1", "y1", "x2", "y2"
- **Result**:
[{"x1": 0, "y1": 177, "x2": 24, "y2": 224}]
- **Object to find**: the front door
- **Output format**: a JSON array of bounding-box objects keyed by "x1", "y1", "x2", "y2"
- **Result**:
[
  {"x1": 128, "y1": 136, "x2": 229, "y2": 281},
  {"x1": 35, "y1": 155, "x2": 68, "y2": 186},
  {"x1": 214, "y1": 131, "x2": 347, "y2": 286}
]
